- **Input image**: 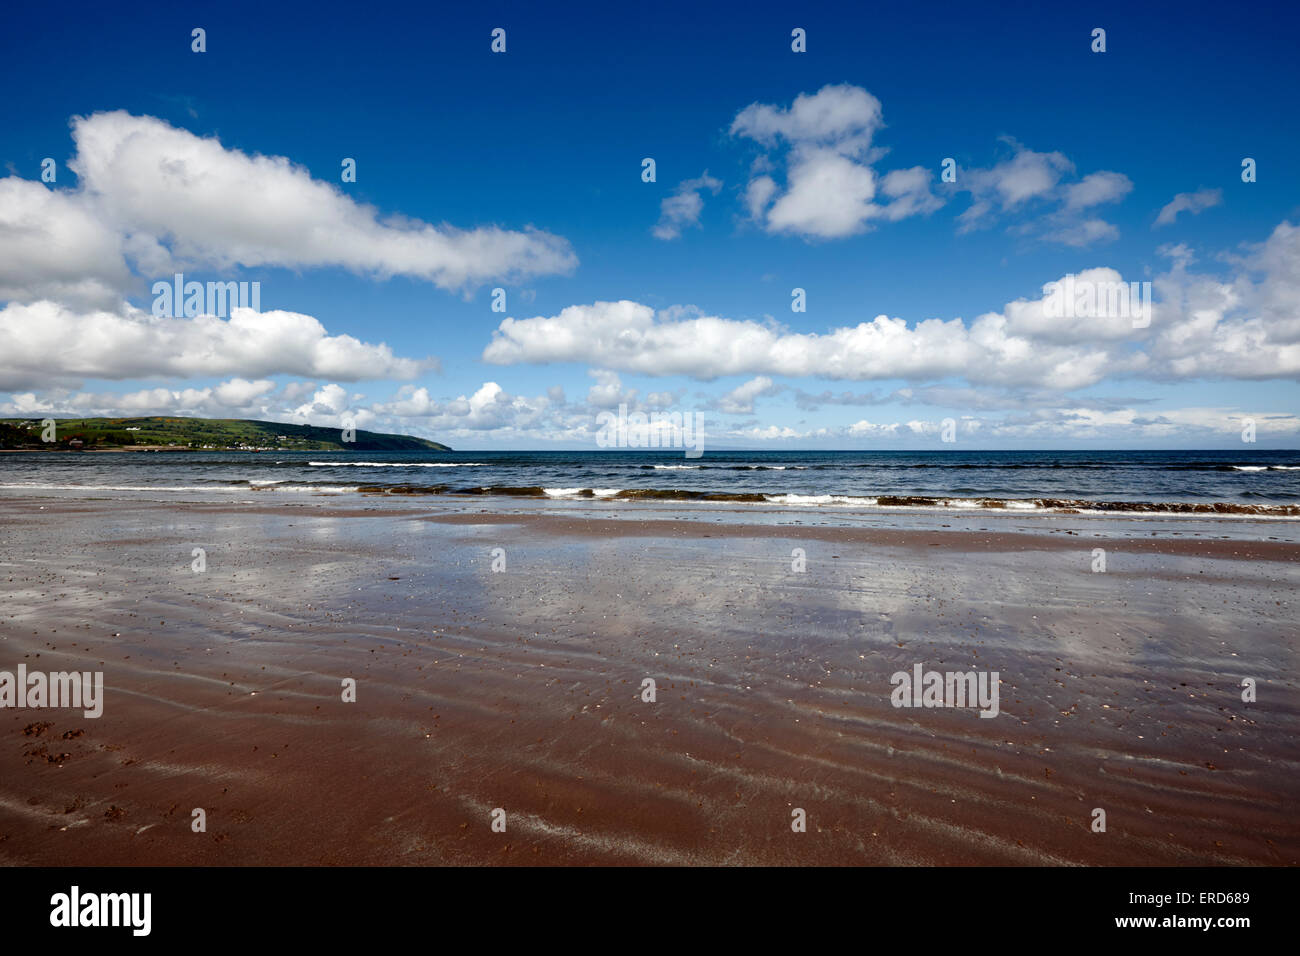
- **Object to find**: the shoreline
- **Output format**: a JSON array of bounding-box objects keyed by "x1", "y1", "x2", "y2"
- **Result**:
[{"x1": 3, "y1": 484, "x2": 1300, "y2": 521}]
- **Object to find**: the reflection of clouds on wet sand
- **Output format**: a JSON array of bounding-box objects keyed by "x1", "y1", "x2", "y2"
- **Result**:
[{"x1": 0, "y1": 496, "x2": 1295, "y2": 865}]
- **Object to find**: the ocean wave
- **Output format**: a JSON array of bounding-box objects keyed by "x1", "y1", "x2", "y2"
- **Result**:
[
  {"x1": 308, "y1": 461, "x2": 485, "y2": 467},
  {"x1": 6, "y1": 477, "x2": 1296, "y2": 516},
  {"x1": 764, "y1": 494, "x2": 880, "y2": 506},
  {"x1": 543, "y1": 487, "x2": 585, "y2": 498},
  {"x1": 250, "y1": 484, "x2": 359, "y2": 493},
  {"x1": 540, "y1": 487, "x2": 630, "y2": 499}
]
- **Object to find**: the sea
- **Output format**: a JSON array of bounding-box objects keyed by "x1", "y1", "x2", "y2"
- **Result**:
[{"x1": 1, "y1": 449, "x2": 1298, "y2": 517}]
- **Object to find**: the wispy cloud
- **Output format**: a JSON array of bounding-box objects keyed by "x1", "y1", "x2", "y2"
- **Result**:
[
  {"x1": 653, "y1": 172, "x2": 722, "y2": 240},
  {"x1": 1154, "y1": 188, "x2": 1223, "y2": 227}
]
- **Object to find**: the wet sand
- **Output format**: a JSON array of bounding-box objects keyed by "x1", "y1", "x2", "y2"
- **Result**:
[{"x1": 0, "y1": 495, "x2": 1297, "y2": 865}]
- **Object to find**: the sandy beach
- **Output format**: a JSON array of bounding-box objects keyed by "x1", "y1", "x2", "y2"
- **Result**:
[{"x1": 0, "y1": 494, "x2": 1296, "y2": 865}]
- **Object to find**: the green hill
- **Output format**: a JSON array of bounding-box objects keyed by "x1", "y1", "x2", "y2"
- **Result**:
[{"x1": 0, "y1": 417, "x2": 451, "y2": 452}]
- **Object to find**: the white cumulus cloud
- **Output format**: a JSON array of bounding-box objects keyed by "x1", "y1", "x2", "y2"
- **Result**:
[
  {"x1": 0, "y1": 111, "x2": 578, "y2": 311},
  {"x1": 482, "y1": 221, "x2": 1300, "y2": 388},
  {"x1": 731, "y1": 85, "x2": 941, "y2": 239},
  {"x1": 0, "y1": 300, "x2": 432, "y2": 390}
]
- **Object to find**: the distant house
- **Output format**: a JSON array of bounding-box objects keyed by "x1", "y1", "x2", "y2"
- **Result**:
[{"x1": 68, "y1": 439, "x2": 84, "y2": 450}]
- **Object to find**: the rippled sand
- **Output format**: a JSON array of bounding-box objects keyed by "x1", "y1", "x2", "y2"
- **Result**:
[{"x1": 0, "y1": 496, "x2": 1296, "y2": 864}]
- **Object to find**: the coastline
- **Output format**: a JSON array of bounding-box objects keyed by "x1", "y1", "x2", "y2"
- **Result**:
[
  {"x1": 0, "y1": 447, "x2": 196, "y2": 453},
  {"x1": 1, "y1": 494, "x2": 1295, "y2": 865}
]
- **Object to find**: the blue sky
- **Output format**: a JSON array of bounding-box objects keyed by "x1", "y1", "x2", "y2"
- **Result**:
[{"x1": 1, "y1": 0, "x2": 1298, "y2": 448}]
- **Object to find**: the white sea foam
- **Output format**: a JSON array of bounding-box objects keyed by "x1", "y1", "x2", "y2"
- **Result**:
[
  {"x1": 253, "y1": 484, "x2": 358, "y2": 493},
  {"x1": 307, "y1": 461, "x2": 484, "y2": 467},
  {"x1": 763, "y1": 494, "x2": 879, "y2": 506},
  {"x1": 541, "y1": 486, "x2": 622, "y2": 499}
]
